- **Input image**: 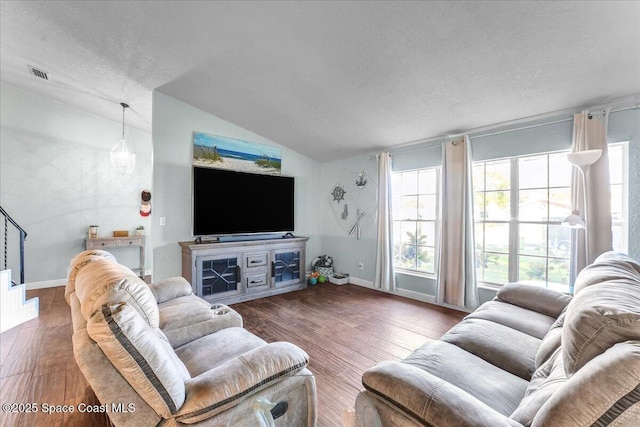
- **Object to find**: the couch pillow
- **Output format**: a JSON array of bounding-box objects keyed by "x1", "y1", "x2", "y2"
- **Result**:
[
  {"x1": 87, "y1": 302, "x2": 190, "y2": 419},
  {"x1": 563, "y1": 280, "x2": 640, "y2": 375},
  {"x1": 74, "y1": 259, "x2": 159, "y2": 327}
]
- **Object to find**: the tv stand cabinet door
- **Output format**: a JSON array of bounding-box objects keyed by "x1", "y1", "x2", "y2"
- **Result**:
[
  {"x1": 195, "y1": 253, "x2": 241, "y2": 300},
  {"x1": 271, "y1": 246, "x2": 305, "y2": 288}
]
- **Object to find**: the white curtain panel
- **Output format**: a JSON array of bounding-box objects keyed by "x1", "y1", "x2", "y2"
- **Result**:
[
  {"x1": 436, "y1": 136, "x2": 479, "y2": 309},
  {"x1": 571, "y1": 111, "x2": 612, "y2": 271},
  {"x1": 374, "y1": 152, "x2": 395, "y2": 292}
]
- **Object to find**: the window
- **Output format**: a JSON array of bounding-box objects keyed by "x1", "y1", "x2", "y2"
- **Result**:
[
  {"x1": 392, "y1": 168, "x2": 440, "y2": 274},
  {"x1": 474, "y1": 152, "x2": 573, "y2": 292},
  {"x1": 609, "y1": 143, "x2": 628, "y2": 253}
]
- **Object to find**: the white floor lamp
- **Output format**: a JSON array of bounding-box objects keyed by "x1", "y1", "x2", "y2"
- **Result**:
[{"x1": 562, "y1": 148, "x2": 602, "y2": 288}]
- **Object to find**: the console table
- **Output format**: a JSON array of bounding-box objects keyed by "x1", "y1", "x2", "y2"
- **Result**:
[
  {"x1": 85, "y1": 236, "x2": 145, "y2": 278},
  {"x1": 179, "y1": 237, "x2": 308, "y2": 305}
]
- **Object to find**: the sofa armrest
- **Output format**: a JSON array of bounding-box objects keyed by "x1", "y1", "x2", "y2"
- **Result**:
[
  {"x1": 495, "y1": 283, "x2": 571, "y2": 318},
  {"x1": 362, "y1": 361, "x2": 522, "y2": 427},
  {"x1": 174, "y1": 342, "x2": 309, "y2": 424},
  {"x1": 149, "y1": 277, "x2": 193, "y2": 303}
]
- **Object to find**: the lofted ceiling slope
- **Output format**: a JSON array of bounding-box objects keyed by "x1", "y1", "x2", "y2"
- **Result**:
[{"x1": 1, "y1": 1, "x2": 639, "y2": 162}]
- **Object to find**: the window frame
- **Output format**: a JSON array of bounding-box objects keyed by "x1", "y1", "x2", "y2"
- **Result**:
[{"x1": 392, "y1": 167, "x2": 441, "y2": 277}]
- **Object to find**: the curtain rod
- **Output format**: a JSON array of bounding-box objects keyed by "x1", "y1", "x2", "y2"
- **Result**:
[
  {"x1": 471, "y1": 105, "x2": 637, "y2": 140},
  {"x1": 384, "y1": 103, "x2": 639, "y2": 154}
]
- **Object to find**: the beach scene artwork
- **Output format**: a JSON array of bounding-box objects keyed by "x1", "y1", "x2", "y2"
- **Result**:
[{"x1": 193, "y1": 132, "x2": 282, "y2": 175}]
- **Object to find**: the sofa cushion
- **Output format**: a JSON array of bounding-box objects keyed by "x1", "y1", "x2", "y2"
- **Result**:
[
  {"x1": 159, "y1": 295, "x2": 243, "y2": 348},
  {"x1": 563, "y1": 280, "x2": 640, "y2": 375},
  {"x1": 87, "y1": 302, "x2": 189, "y2": 419},
  {"x1": 402, "y1": 340, "x2": 529, "y2": 416},
  {"x1": 466, "y1": 300, "x2": 556, "y2": 339},
  {"x1": 75, "y1": 259, "x2": 159, "y2": 327},
  {"x1": 510, "y1": 348, "x2": 567, "y2": 426},
  {"x1": 532, "y1": 341, "x2": 640, "y2": 426},
  {"x1": 441, "y1": 318, "x2": 541, "y2": 380},
  {"x1": 495, "y1": 283, "x2": 571, "y2": 318},
  {"x1": 176, "y1": 327, "x2": 267, "y2": 377},
  {"x1": 534, "y1": 312, "x2": 565, "y2": 368},
  {"x1": 149, "y1": 276, "x2": 194, "y2": 304}
]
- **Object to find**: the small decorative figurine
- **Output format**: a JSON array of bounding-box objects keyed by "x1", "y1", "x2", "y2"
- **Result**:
[{"x1": 140, "y1": 190, "x2": 151, "y2": 217}]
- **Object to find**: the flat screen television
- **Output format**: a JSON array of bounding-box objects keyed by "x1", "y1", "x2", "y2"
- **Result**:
[{"x1": 192, "y1": 166, "x2": 295, "y2": 236}]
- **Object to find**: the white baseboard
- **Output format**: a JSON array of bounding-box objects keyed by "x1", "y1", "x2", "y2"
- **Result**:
[
  {"x1": 348, "y1": 276, "x2": 375, "y2": 288},
  {"x1": 394, "y1": 288, "x2": 437, "y2": 304},
  {"x1": 26, "y1": 278, "x2": 66, "y2": 290}
]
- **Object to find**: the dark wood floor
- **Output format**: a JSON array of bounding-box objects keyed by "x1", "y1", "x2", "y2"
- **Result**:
[{"x1": 0, "y1": 283, "x2": 464, "y2": 427}]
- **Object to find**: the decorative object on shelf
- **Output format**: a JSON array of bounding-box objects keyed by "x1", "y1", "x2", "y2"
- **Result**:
[
  {"x1": 88, "y1": 225, "x2": 99, "y2": 239},
  {"x1": 110, "y1": 102, "x2": 136, "y2": 174},
  {"x1": 192, "y1": 131, "x2": 282, "y2": 175},
  {"x1": 329, "y1": 169, "x2": 377, "y2": 240},
  {"x1": 135, "y1": 226, "x2": 145, "y2": 236},
  {"x1": 312, "y1": 254, "x2": 334, "y2": 277},
  {"x1": 113, "y1": 230, "x2": 129, "y2": 237},
  {"x1": 140, "y1": 190, "x2": 151, "y2": 217},
  {"x1": 329, "y1": 272, "x2": 349, "y2": 285}
]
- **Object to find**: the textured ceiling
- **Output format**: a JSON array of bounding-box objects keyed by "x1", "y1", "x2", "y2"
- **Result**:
[{"x1": 1, "y1": 1, "x2": 639, "y2": 162}]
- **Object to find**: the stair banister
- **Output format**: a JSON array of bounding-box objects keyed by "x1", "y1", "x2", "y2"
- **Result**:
[{"x1": 0, "y1": 206, "x2": 27, "y2": 284}]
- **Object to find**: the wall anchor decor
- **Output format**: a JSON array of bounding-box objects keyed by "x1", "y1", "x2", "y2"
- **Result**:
[{"x1": 329, "y1": 169, "x2": 377, "y2": 240}]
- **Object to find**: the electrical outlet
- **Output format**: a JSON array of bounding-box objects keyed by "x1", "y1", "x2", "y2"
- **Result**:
[
  {"x1": 358, "y1": 261, "x2": 364, "y2": 270},
  {"x1": 159, "y1": 217, "x2": 167, "y2": 226}
]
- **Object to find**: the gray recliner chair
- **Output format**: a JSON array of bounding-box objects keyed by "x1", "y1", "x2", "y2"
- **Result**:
[{"x1": 66, "y1": 250, "x2": 317, "y2": 426}]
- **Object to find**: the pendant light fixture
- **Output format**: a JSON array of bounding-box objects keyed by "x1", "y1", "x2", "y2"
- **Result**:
[{"x1": 110, "y1": 102, "x2": 136, "y2": 174}]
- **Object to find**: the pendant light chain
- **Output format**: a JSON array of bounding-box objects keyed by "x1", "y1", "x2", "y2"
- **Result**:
[{"x1": 121, "y1": 102, "x2": 129, "y2": 141}]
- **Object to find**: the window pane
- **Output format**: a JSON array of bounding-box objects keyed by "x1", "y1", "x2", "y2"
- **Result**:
[
  {"x1": 485, "y1": 160, "x2": 510, "y2": 190},
  {"x1": 611, "y1": 183, "x2": 623, "y2": 223},
  {"x1": 417, "y1": 246, "x2": 435, "y2": 273},
  {"x1": 519, "y1": 156, "x2": 547, "y2": 189},
  {"x1": 483, "y1": 253, "x2": 509, "y2": 283},
  {"x1": 549, "y1": 188, "x2": 571, "y2": 222},
  {"x1": 519, "y1": 256, "x2": 547, "y2": 283},
  {"x1": 401, "y1": 196, "x2": 418, "y2": 220},
  {"x1": 519, "y1": 224, "x2": 547, "y2": 256},
  {"x1": 548, "y1": 224, "x2": 571, "y2": 258},
  {"x1": 474, "y1": 192, "x2": 485, "y2": 221},
  {"x1": 399, "y1": 244, "x2": 417, "y2": 270},
  {"x1": 402, "y1": 171, "x2": 418, "y2": 195},
  {"x1": 519, "y1": 189, "x2": 548, "y2": 222},
  {"x1": 485, "y1": 223, "x2": 509, "y2": 253},
  {"x1": 485, "y1": 191, "x2": 510, "y2": 220},
  {"x1": 548, "y1": 258, "x2": 570, "y2": 290},
  {"x1": 417, "y1": 195, "x2": 437, "y2": 220},
  {"x1": 473, "y1": 164, "x2": 485, "y2": 192},
  {"x1": 549, "y1": 153, "x2": 572, "y2": 187},
  {"x1": 400, "y1": 221, "x2": 417, "y2": 244},
  {"x1": 612, "y1": 225, "x2": 623, "y2": 252},
  {"x1": 475, "y1": 225, "x2": 484, "y2": 253},
  {"x1": 418, "y1": 222, "x2": 435, "y2": 246},
  {"x1": 418, "y1": 169, "x2": 436, "y2": 194},
  {"x1": 392, "y1": 174, "x2": 402, "y2": 196},
  {"x1": 609, "y1": 145, "x2": 623, "y2": 184}
]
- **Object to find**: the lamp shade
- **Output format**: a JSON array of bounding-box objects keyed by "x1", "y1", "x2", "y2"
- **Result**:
[
  {"x1": 567, "y1": 149, "x2": 602, "y2": 167},
  {"x1": 111, "y1": 139, "x2": 136, "y2": 174},
  {"x1": 561, "y1": 210, "x2": 585, "y2": 229}
]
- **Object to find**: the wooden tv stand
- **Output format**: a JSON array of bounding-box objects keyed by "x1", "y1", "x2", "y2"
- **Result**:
[{"x1": 179, "y1": 237, "x2": 308, "y2": 305}]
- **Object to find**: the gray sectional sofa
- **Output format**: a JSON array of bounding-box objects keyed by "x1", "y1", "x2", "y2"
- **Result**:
[
  {"x1": 66, "y1": 249, "x2": 316, "y2": 427},
  {"x1": 357, "y1": 251, "x2": 640, "y2": 426}
]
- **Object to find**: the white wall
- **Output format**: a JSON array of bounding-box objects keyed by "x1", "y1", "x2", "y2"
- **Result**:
[
  {"x1": 151, "y1": 91, "x2": 322, "y2": 281},
  {"x1": 0, "y1": 83, "x2": 153, "y2": 282}
]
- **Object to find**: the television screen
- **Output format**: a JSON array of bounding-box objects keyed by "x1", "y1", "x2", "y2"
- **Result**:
[{"x1": 193, "y1": 167, "x2": 295, "y2": 236}]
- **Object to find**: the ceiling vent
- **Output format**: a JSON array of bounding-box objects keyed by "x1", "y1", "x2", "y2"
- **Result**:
[{"x1": 28, "y1": 65, "x2": 49, "y2": 80}]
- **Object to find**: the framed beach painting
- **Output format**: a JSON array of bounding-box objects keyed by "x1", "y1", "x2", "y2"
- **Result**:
[{"x1": 192, "y1": 131, "x2": 282, "y2": 175}]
